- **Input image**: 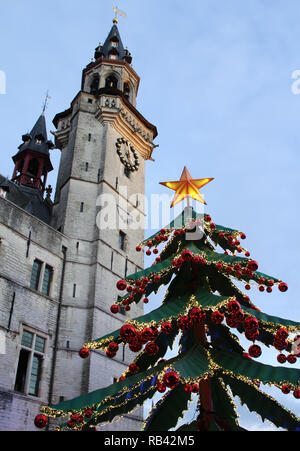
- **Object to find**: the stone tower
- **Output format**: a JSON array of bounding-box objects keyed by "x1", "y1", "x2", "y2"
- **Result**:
[{"x1": 48, "y1": 21, "x2": 158, "y2": 429}]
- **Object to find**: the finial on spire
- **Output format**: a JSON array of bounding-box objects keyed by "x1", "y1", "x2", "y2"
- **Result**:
[
  {"x1": 112, "y1": 5, "x2": 127, "y2": 24},
  {"x1": 42, "y1": 90, "x2": 51, "y2": 115}
]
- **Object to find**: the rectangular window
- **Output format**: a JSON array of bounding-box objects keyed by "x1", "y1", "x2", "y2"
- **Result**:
[
  {"x1": 80, "y1": 202, "x2": 84, "y2": 213},
  {"x1": 14, "y1": 329, "x2": 46, "y2": 398},
  {"x1": 88, "y1": 98, "x2": 93, "y2": 104},
  {"x1": 85, "y1": 162, "x2": 89, "y2": 172},
  {"x1": 116, "y1": 177, "x2": 119, "y2": 190},
  {"x1": 98, "y1": 169, "x2": 101, "y2": 183},
  {"x1": 88, "y1": 133, "x2": 92, "y2": 142},
  {"x1": 73, "y1": 284, "x2": 77, "y2": 298},
  {"x1": 124, "y1": 167, "x2": 131, "y2": 179},
  {"x1": 30, "y1": 259, "x2": 42, "y2": 291},
  {"x1": 119, "y1": 231, "x2": 126, "y2": 251},
  {"x1": 41, "y1": 265, "x2": 53, "y2": 296}
]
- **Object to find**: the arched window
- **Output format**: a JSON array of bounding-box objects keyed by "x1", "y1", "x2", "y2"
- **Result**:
[
  {"x1": 90, "y1": 75, "x2": 100, "y2": 95},
  {"x1": 123, "y1": 82, "x2": 130, "y2": 101},
  {"x1": 105, "y1": 74, "x2": 118, "y2": 89},
  {"x1": 27, "y1": 158, "x2": 39, "y2": 177}
]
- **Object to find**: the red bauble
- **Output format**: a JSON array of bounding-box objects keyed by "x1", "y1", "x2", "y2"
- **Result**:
[
  {"x1": 136, "y1": 246, "x2": 142, "y2": 252},
  {"x1": 106, "y1": 350, "x2": 116, "y2": 359},
  {"x1": 71, "y1": 414, "x2": 79, "y2": 423},
  {"x1": 117, "y1": 280, "x2": 127, "y2": 291},
  {"x1": 274, "y1": 339, "x2": 288, "y2": 352},
  {"x1": 163, "y1": 371, "x2": 180, "y2": 389},
  {"x1": 67, "y1": 420, "x2": 75, "y2": 429},
  {"x1": 232, "y1": 310, "x2": 244, "y2": 323},
  {"x1": 146, "y1": 250, "x2": 152, "y2": 256},
  {"x1": 244, "y1": 316, "x2": 259, "y2": 331},
  {"x1": 279, "y1": 282, "x2": 288, "y2": 293},
  {"x1": 184, "y1": 384, "x2": 192, "y2": 394},
  {"x1": 249, "y1": 344, "x2": 262, "y2": 358},
  {"x1": 153, "y1": 248, "x2": 159, "y2": 255},
  {"x1": 157, "y1": 382, "x2": 166, "y2": 393},
  {"x1": 143, "y1": 298, "x2": 149, "y2": 304},
  {"x1": 281, "y1": 384, "x2": 291, "y2": 394},
  {"x1": 226, "y1": 315, "x2": 240, "y2": 328},
  {"x1": 266, "y1": 287, "x2": 272, "y2": 293},
  {"x1": 79, "y1": 348, "x2": 90, "y2": 359},
  {"x1": 205, "y1": 215, "x2": 212, "y2": 222},
  {"x1": 211, "y1": 311, "x2": 224, "y2": 324},
  {"x1": 277, "y1": 354, "x2": 287, "y2": 364},
  {"x1": 191, "y1": 384, "x2": 199, "y2": 393},
  {"x1": 110, "y1": 304, "x2": 120, "y2": 314},
  {"x1": 245, "y1": 284, "x2": 251, "y2": 291},
  {"x1": 125, "y1": 306, "x2": 131, "y2": 312},
  {"x1": 227, "y1": 300, "x2": 241, "y2": 313},
  {"x1": 120, "y1": 324, "x2": 138, "y2": 343},
  {"x1": 189, "y1": 307, "x2": 205, "y2": 324},
  {"x1": 154, "y1": 275, "x2": 161, "y2": 283},
  {"x1": 245, "y1": 252, "x2": 251, "y2": 257},
  {"x1": 34, "y1": 414, "x2": 48, "y2": 429},
  {"x1": 259, "y1": 286, "x2": 265, "y2": 292},
  {"x1": 216, "y1": 263, "x2": 223, "y2": 271},
  {"x1": 156, "y1": 257, "x2": 162, "y2": 263},
  {"x1": 293, "y1": 390, "x2": 300, "y2": 399},
  {"x1": 145, "y1": 342, "x2": 159, "y2": 356},
  {"x1": 177, "y1": 315, "x2": 193, "y2": 331},
  {"x1": 276, "y1": 328, "x2": 289, "y2": 340},
  {"x1": 247, "y1": 261, "x2": 259, "y2": 272},
  {"x1": 245, "y1": 330, "x2": 259, "y2": 341},
  {"x1": 240, "y1": 233, "x2": 247, "y2": 240},
  {"x1": 129, "y1": 363, "x2": 139, "y2": 374},
  {"x1": 84, "y1": 409, "x2": 93, "y2": 418},
  {"x1": 226, "y1": 266, "x2": 232, "y2": 274},
  {"x1": 129, "y1": 340, "x2": 142, "y2": 352},
  {"x1": 161, "y1": 322, "x2": 173, "y2": 334},
  {"x1": 127, "y1": 286, "x2": 133, "y2": 292},
  {"x1": 181, "y1": 250, "x2": 193, "y2": 262},
  {"x1": 287, "y1": 354, "x2": 297, "y2": 364},
  {"x1": 108, "y1": 342, "x2": 119, "y2": 354},
  {"x1": 140, "y1": 327, "x2": 154, "y2": 343}
]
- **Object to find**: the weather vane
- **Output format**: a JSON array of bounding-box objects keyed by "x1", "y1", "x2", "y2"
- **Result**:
[
  {"x1": 112, "y1": 5, "x2": 127, "y2": 24},
  {"x1": 42, "y1": 90, "x2": 51, "y2": 114}
]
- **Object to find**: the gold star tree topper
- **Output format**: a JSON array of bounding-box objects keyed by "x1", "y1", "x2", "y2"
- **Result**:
[{"x1": 160, "y1": 167, "x2": 214, "y2": 208}]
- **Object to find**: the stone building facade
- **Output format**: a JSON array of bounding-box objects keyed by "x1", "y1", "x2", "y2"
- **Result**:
[{"x1": 0, "y1": 21, "x2": 157, "y2": 431}]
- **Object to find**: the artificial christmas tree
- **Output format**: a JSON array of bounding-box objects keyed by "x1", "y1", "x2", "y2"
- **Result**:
[{"x1": 36, "y1": 169, "x2": 300, "y2": 431}]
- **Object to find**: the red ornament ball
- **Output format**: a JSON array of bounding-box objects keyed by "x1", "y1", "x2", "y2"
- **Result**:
[
  {"x1": 154, "y1": 275, "x2": 161, "y2": 283},
  {"x1": 191, "y1": 383, "x2": 199, "y2": 393},
  {"x1": 136, "y1": 246, "x2": 142, "y2": 252},
  {"x1": 287, "y1": 354, "x2": 297, "y2": 364},
  {"x1": 244, "y1": 316, "x2": 259, "y2": 331},
  {"x1": 277, "y1": 354, "x2": 287, "y2": 364},
  {"x1": 293, "y1": 390, "x2": 300, "y2": 399},
  {"x1": 247, "y1": 260, "x2": 259, "y2": 272},
  {"x1": 181, "y1": 250, "x2": 193, "y2": 262},
  {"x1": 266, "y1": 287, "x2": 272, "y2": 293},
  {"x1": 143, "y1": 298, "x2": 149, "y2": 304},
  {"x1": 146, "y1": 250, "x2": 152, "y2": 256},
  {"x1": 245, "y1": 284, "x2": 251, "y2": 291},
  {"x1": 177, "y1": 315, "x2": 193, "y2": 330},
  {"x1": 259, "y1": 286, "x2": 265, "y2": 292},
  {"x1": 211, "y1": 311, "x2": 224, "y2": 324},
  {"x1": 276, "y1": 328, "x2": 289, "y2": 340},
  {"x1": 161, "y1": 322, "x2": 173, "y2": 334},
  {"x1": 281, "y1": 384, "x2": 291, "y2": 394},
  {"x1": 117, "y1": 280, "x2": 127, "y2": 291},
  {"x1": 79, "y1": 348, "x2": 90, "y2": 359},
  {"x1": 108, "y1": 342, "x2": 119, "y2": 354},
  {"x1": 184, "y1": 384, "x2": 192, "y2": 394},
  {"x1": 153, "y1": 248, "x2": 159, "y2": 255},
  {"x1": 129, "y1": 363, "x2": 139, "y2": 374},
  {"x1": 120, "y1": 324, "x2": 138, "y2": 343},
  {"x1": 110, "y1": 304, "x2": 120, "y2": 314},
  {"x1": 248, "y1": 344, "x2": 262, "y2": 358},
  {"x1": 189, "y1": 307, "x2": 205, "y2": 324},
  {"x1": 163, "y1": 371, "x2": 180, "y2": 389},
  {"x1": 84, "y1": 409, "x2": 93, "y2": 418},
  {"x1": 279, "y1": 282, "x2": 288, "y2": 293},
  {"x1": 129, "y1": 340, "x2": 143, "y2": 353},
  {"x1": 240, "y1": 233, "x2": 247, "y2": 240},
  {"x1": 34, "y1": 414, "x2": 48, "y2": 429},
  {"x1": 157, "y1": 382, "x2": 166, "y2": 393},
  {"x1": 145, "y1": 342, "x2": 159, "y2": 356},
  {"x1": 227, "y1": 299, "x2": 241, "y2": 313}
]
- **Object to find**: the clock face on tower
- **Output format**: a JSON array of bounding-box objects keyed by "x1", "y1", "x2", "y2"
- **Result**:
[{"x1": 116, "y1": 137, "x2": 140, "y2": 172}]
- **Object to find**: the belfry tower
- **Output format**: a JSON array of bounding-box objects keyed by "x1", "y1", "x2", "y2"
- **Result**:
[{"x1": 49, "y1": 20, "x2": 157, "y2": 430}]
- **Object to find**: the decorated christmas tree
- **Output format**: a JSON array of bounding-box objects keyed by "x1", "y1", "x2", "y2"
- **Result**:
[{"x1": 35, "y1": 168, "x2": 300, "y2": 431}]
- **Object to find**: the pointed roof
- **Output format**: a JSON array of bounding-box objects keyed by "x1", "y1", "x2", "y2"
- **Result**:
[
  {"x1": 94, "y1": 24, "x2": 131, "y2": 62},
  {"x1": 17, "y1": 113, "x2": 54, "y2": 157}
]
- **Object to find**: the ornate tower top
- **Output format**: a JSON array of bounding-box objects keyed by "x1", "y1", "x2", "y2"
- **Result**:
[{"x1": 94, "y1": 23, "x2": 132, "y2": 64}]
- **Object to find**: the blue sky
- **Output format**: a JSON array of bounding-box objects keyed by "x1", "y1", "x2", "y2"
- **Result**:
[{"x1": 1, "y1": 0, "x2": 300, "y2": 430}]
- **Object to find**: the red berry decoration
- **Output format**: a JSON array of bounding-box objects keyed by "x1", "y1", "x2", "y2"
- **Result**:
[
  {"x1": 205, "y1": 215, "x2": 212, "y2": 222},
  {"x1": 249, "y1": 344, "x2": 262, "y2": 358},
  {"x1": 120, "y1": 324, "x2": 138, "y2": 343},
  {"x1": 245, "y1": 329, "x2": 259, "y2": 341},
  {"x1": 117, "y1": 280, "x2": 127, "y2": 291},
  {"x1": 129, "y1": 340, "x2": 142, "y2": 353},
  {"x1": 267, "y1": 280, "x2": 274, "y2": 287},
  {"x1": 226, "y1": 315, "x2": 240, "y2": 329},
  {"x1": 244, "y1": 316, "x2": 259, "y2": 331},
  {"x1": 279, "y1": 282, "x2": 288, "y2": 293},
  {"x1": 140, "y1": 327, "x2": 155, "y2": 343},
  {"x1": 240, "y1": 233, "x2": 247, "y2": 240},
  {"x1": 277, "y1": 354, "x2": 287, "y2": 364},
  {"x1": 233, "y1": 310, "x2": 244, "y2": 323},
  {"x1": 211, "y1": 311, "x2": 224, "y2": 324},
  {"x1": 274, "y1": 339, "x2": 288, "y2": 352},
  {"x1": 71, "y1": 414, "x2": 79, "y2": 423},
  {"x1": 266, "y1": 287, "x2": 272, "y2": 293},
  {"x1": 259, "y1": 286, "x2": 265, "y2": 292},
  {"x1": 145, "y1": 342, "x2": 159, "y2": 356},
  {"x1": 34, "y1": 414, "x2": 48, "y2": 429},
  {"x1": 79, "y1": 348, "x2": 90, "y2": 359},
  {"x1": 129, "y1": 363, "x2": 139, "y2": 374},
  {"x1": 84, "y1": 410, "x2": 93, "y2": 418},
  {"x1": 293, "y1": 390, "x2": 300, "y2": 399},
  {"x1": 287, "y1": 354, "x2": 297, "y2": 364},
  {"x1": 177, "y1": 315, "x2": 193, "y2": 330},
  {"x1": 67, "y1": 420, "x2": 75, "y2": 429},
  {"x1": 181, "y1": 250, "x2": 193, "y2": 262},
  {"x1": 216, "y1": 263, "x2": 223, "y2": 270},
  {"x1": 125, "y1": 306, "x2": 131, "y2": 312},
  {"x1": 184, "y1": 384, "x2": 192, "y2": 394},
  {"x1": 163, "y1": 371, "x2": 180, "y2": 389},
  {"x1": 245, "y1": 284, "x2": 251, "y2": 291},
  {"x1": 136, "y1": 246, "x2": 142, "y2": 252},
  {"x1": 161, "y1": 322, "x2": 173, "y2": 334},
  {"x1": 110, "y1": 304, "x2": 120, "y2": 314},
  {"x1": 191, "y1": 384, "x2": 199, "y2": 393},
  {"x1": 143, "y1": 298, "x2": 149, "y2": 304},
  {"x1": 157, "y1": 382, "x2": 166, "y2": 393},
  {"x1": 189, "y1": 307, "x2": 205, "y2": 324},
  {"x1": 245, "y1": 252, "x2": 250, "y2": 257},
  {"x1": 227, "y1": 300, "x2": 241, "y2": 313},
  {"x1": 276, "y1": 328, "x2": 289, "y2": 340},
  {"x1": 106, "y1": 350, "x2": 116, "y2": 358},
  {"x1": 154, "y1": 275, "x2": 161, "y2": 283},
  {"x1": 281, "y1": 384, "x2": 291, "y2": 394},
  {"x1": 146, "y1": 250, "x2": 152, "y2": 256},
  {"x1": 153, "y1": 248, "x2": 159, "y2": 255},
  {"x1": 247, "y1": 261, "x2": 259, "y2": 272},
  {"x1": 108, "y1": 342, "x2": 119, "y2": 354}
]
